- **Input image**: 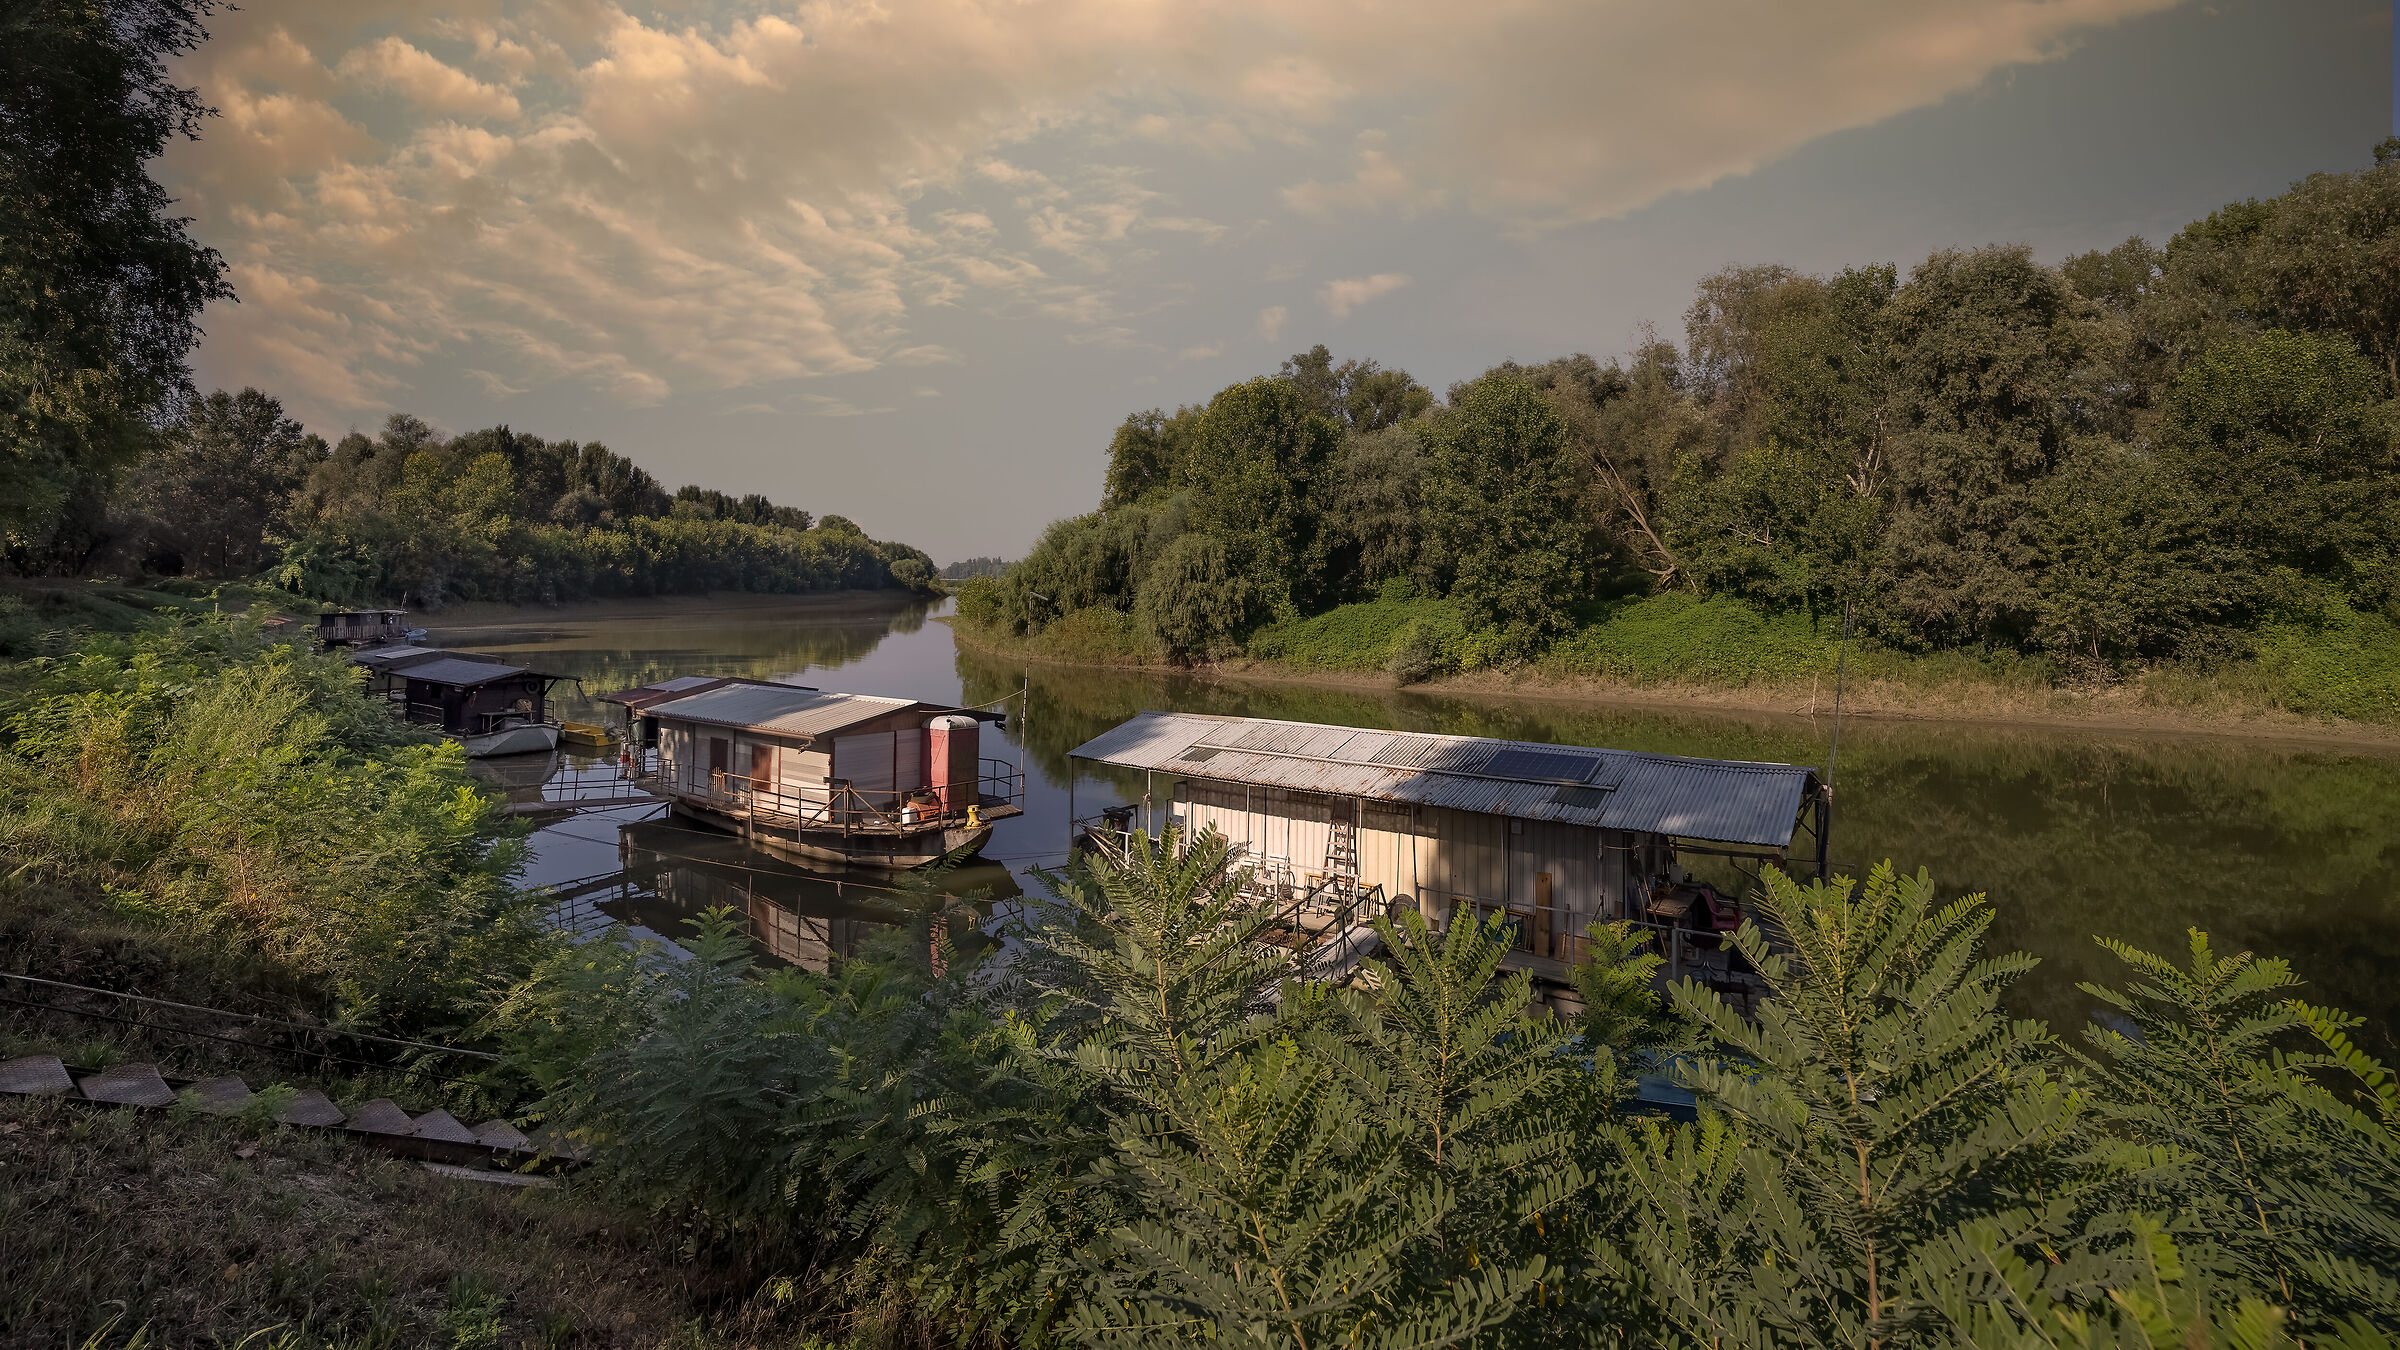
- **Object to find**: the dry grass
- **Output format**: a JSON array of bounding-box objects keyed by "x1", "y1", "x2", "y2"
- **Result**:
[{"x1": 0, "y1": 1095, "x2": 814, "y2": 1349}]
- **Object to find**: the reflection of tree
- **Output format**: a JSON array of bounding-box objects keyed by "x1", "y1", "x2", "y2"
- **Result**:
[{"x1": 954, "y1": 641, "x2": 2400, "y2": 1051}]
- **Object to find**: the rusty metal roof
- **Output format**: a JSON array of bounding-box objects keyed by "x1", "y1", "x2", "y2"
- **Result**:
[
  {"x1": 1072, "y1": 711, "x2": 1816, "y2": 848},
  {"x1": 635, "y1": 683, "x2": 920, "y2": 739}
]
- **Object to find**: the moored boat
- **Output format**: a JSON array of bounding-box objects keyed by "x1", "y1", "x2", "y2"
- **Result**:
[
  {"x1": 602, "y1": 676, "x2": 1023, "y2": 868},
  {"x1": 346, "y1": 645, "x2": 573, "y2": 758}
]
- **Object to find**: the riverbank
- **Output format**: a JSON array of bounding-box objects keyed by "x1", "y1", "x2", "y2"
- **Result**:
[
  {"x1": 412, "y1": 587, "x2": 930, "y2": 633},
  {"x1": 946, "y1": 609, "x2": 2400, "y2": 752}
]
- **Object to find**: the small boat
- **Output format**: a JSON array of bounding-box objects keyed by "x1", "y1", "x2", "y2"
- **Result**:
[
  {"x1": 458, "y1": 718, "x2": 564, "y2": 757},
  {"x1": 560, "y1": 721, "x2": 613, "y2": 748},
  {"x1": 600, "y1": 677, "x2": 1024, "y2": 869}
]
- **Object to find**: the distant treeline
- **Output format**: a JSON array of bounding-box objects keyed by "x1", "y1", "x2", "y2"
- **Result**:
[
  {"x1": 941, "y1": 555, "x2": 1011, "y2": 580},
  {"x1": 103, "y1": 404, "x2": 936, "y2": 607},
  {"x1": 966, "y1": 144, "x2": 2400, "y2": 688}
]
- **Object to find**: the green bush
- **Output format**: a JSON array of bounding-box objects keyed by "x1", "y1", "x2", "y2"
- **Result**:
[
  {"x1": 2251, "y1": 600, "x2": 2400, "y2": 722},
  {"x1": 1542, "y1": 592, "x2": 1848, "y2": 684}
]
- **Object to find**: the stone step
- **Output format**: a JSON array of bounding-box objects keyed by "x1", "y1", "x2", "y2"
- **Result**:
[
  {"x1": 472, "y1": 1118, "x2": 530, "y2": 1151},
  {"x1": 275, "y1": 1088, "x2": 347, "y2": 1128},
  {"x1": 78, "y1": 1063, "x2": 175, "y2": 1108},
  {"x1": 184, "y1": 1075, "x2": 255, "y2": 1115},
  {"x1": 407, "y1": 1108, "x2": 479, "y2": 1145},
  {"x1": 0, "y1": 1055, "x2": 74, "y2": 1096},
  {"x1": 421, "y1": 1161, "x2": 555, "y2": 1188},
  {"x1": 344, "y1": 1098, "x2": 415, "y2": 1136}
]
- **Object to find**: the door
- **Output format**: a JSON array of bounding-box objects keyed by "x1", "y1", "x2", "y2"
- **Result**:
[{"x1": 708, "y1": 736, "x2": 730, "y2": 790}]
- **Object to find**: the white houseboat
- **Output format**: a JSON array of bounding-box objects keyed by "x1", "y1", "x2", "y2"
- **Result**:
[{"x1": 603, "y1": 677, "x2": 1022, "y2": 868}]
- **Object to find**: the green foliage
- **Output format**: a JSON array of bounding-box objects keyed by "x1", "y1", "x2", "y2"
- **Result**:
[
  {"x1": 0, "y1": 616, "x2": 539, "y2": 1031},
  {"x1": 1, "y1": 0, "x2": 232, "y2": 567},
  {"x1": 1133, "y1": 532, "x2": 1262, "y2": 663},
  {"x1": 1422, "y1": 372, "x2": 1585, "y2": 656},
  {"x1": 1614, "y1": 863, "x2": 2086, "y2": 1349},
  {"x1": 2249, "y1": 599, "x2": 2400, "y2": 723},
  {"x1": 1542, "y1": 591, "x2": 1848, "y2": 685},
  {"x1": 2074, "y1": 931, "x2": 2400, "y2": 1334}
]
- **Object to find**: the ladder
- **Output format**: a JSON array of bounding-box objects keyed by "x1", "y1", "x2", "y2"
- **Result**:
[{"x1": 1325, "y1": 816, "x2": 1358, "y2": 878}]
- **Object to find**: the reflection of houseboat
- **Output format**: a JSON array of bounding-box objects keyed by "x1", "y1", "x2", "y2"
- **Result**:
[
  {"x1": 1068, "y1": 712, "x2": 1827, "y2": 1003},
  {"x1": 603, "y1": 677, "x2": 1023, "y2": 868},
  {"x1": 316, "y1": 609, "x2": 421, "y2": 647},
  {"x1": 347, "y1": 645, "x2": 570, "y2": 756}
]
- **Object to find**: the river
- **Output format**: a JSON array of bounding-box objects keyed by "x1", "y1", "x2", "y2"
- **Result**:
[{"x1": 427, "y1": 592, "x2": 2400, "y2": 1053}]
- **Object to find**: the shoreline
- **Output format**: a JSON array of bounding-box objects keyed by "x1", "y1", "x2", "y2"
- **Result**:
[
  {"x1": 410, "y1": 588, "x2": 930, "y2": 632},
  {"x1": 944, "y1": 620, "x2": 2400, "y2": 754}
]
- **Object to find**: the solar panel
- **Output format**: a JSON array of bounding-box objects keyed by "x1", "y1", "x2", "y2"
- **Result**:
[
  {"x1": 1482, "y1": 747, "x2": 1607, "y2": 783},
  {"x1": 1550, "y1": 785, "x2": 1611, "y2": 809}
]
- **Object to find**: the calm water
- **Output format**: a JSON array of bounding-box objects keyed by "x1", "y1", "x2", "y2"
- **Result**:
[{"x1": 429, "y1": 594, "x2": 2400, "y2": 1052}]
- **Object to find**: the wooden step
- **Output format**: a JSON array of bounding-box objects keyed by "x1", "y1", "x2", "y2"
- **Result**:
[
  {"x1": 0, "y1": 1055, "x2": 74, "y2": 1097},
  {"x1": 78, "y1": 1063, "x2": 175, "y2": 1108}
]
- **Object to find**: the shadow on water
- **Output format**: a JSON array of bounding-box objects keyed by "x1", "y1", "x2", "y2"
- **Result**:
[{"x1": 447, "y1": 594, "x2": 2400, "y2": 1054}]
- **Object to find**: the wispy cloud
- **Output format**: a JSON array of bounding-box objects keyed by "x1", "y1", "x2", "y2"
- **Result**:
[
  {"x1": 1254, "y1": 305, "x2": 1288, "y2": 342},
  {"x1": 1318, "y1": 273, "x2": 1411, "y2": 318}
]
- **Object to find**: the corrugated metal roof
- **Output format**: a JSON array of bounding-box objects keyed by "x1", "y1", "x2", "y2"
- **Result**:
[
  {"x1": 1072, "y1": 711, "x2": 1816, "y2": 848},
  {"x1": 350, "y1": 644, "x2": 442, "y2": 666},
  {"x1": 641, "y1": 683, "x2": 919, "y2": 739},
  {"x1": 400, "y1": 657, "x2": 532, "y2": 686}
]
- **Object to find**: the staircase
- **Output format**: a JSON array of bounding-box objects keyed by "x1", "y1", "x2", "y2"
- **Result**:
[{"x1": 0, "y1": 1053, "x2": 577, "y2": 1186}]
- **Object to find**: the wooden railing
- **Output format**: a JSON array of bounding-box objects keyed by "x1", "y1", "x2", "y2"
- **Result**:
[{"x1": 650, "y1": 756, "x2": 1024, "y2": 835}]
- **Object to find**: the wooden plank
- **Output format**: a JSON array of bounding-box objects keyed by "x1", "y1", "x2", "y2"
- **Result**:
[
  {"x1": 472, "y1": 1119, "x2": 531, "y2": 1151},
  {"x1": 407, "y1": 1108, "x2": 479, "y2": 1144}
]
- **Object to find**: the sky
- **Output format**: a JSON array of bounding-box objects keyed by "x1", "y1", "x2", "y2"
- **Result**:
[{"x1": 166, "y1": 0, "x2": 2390, "y2": 561}]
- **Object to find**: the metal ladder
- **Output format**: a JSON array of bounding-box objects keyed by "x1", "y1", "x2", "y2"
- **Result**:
[{"x1": 1325, "y1": 817, "x2": 1358, "y2": 878}]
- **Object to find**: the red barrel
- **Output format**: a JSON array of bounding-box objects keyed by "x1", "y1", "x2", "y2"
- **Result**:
[{"x1": 926, "y1": 714, "x2": 980, "y2": 812}]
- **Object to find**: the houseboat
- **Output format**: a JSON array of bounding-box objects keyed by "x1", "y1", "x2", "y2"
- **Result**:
[
  {"x1": 317, "y1": 609, "x2": 420, "y2": 647},
  {"x1": 602, "y1": 677, "x2": 1024, "y2": 869},
  {"x1": 347, "y1": 645, "x2": 570, "y2": 756},
  {"x1": 1067, "y1": 712, "x2": 1827, "y2": 1005}
]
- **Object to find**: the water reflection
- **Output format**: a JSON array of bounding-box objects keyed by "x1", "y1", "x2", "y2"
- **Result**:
[{"x1": 430, "y1": 594, "x2": 2400, "y2": 1054}]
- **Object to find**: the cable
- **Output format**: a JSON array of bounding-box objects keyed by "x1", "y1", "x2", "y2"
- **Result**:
[
  {"x1": 0, "y1": 971, "x2": 499, "y2": 1060},
  {"x1": 0, "y1": 994, "x2": 499, "y2": 1089}
]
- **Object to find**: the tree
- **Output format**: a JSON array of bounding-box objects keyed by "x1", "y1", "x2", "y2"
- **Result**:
[
  {"x1": 2029, "y1": 441, "x2": 2241, "y2": 670},
  {"x1": 2074, "y1": 932, "x2": 2400, "y2": 1337},
  {"x1": 1880, "y1": 247, "x2": 2100, "y2": 648},
  {"x1": 1613, "y1": 864, "x2": 2088, "y2": 1349},
  {"x1": 1, "y1": 0, "x2": 233, "y2": 565},
  {"x1": 1422, "y1": 372, "x2": 1584, "y2": 654},
  {"x1": 2159, "y1": 329, "x2": 2399, "y2": 611},
  {"x1": 119, "y1": 387, "x2": 324, "y2": 575},
  {"x1": 1134, "y1": 531, "x2": 1261, "y2": 662},
  {"x1": 2250, "y1": 150, "x2": 2400, "y2": 394},
  {"x1": 1281, "y1": 343, "x2": 1433, "y2": 433},
  {"x1": 1177, "y1": 378, "x2": 1344, "y2": 615}
]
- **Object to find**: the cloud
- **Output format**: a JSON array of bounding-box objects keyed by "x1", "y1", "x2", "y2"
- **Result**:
[
  {"x1": 1254, "y1": 305, "x2": 1288, "y2": 341},
  {"x1": 802, "y1": 393, "x2": 895, "y2": 417},
  {"x1": 1179, "y1": 342, "x2": 1223, "y2": 360},
  {"x1": 165, "y1": 0, "x2": 2179, "y2": 420},
  {"x1": 337, "y1": 36, "x2": 521, "y2": 119},
  {"x1": 1318, "y1": 273, "x2": 1410, "y2": 318}
]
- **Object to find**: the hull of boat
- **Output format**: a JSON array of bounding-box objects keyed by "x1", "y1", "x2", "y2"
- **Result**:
[
  {"x1": 662, "y1": 796, "x2": 1002, "y2": 869},
  {"x1": 455, "y1": 723, "x2": 562, "y2": 758}
]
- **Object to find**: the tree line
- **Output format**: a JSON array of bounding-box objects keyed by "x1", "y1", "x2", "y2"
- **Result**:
[
  {"x1": 120, "y1": 395, "x2": 940, "y2": 607},
  {"x1": 965, "y1": 147, "x2": 2400, "y2": 678},
  {"x1": 1, "y1": 2, "x2": 933, "y2": 607},
  {"x1": 498, "y1": 833, "x2": 2400, "y2": 1348}
]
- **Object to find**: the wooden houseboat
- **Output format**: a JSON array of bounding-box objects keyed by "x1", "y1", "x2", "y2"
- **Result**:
[
  {"x1": 316, "y1": 609, "x2": 419, "y2": 647},
  {"x1": 1067, "y1": 712, "x2": 1827, "y2": 1000},
  {"x1": 347, "y1": 645, "x2": 569, "y2": 756},
  {"x1": 602, "y1": 677, "x2": 1023, "y2": 869}
]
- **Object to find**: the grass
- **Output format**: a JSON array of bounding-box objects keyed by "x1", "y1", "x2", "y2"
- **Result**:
[
  {"x1": 0, "y1": 1094, "x2": 788, "y2": 1349},
  {"x1": 1243, "y1": 596, "x2": 1463, "y2": 673}
]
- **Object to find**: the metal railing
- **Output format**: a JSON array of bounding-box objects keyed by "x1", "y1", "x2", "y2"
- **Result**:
[{"x1": 648, "y1": 756, "x2": 1024, "y2": 835}]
